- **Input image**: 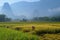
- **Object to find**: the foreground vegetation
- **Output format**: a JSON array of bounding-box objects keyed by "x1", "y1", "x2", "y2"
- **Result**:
[
  {"x1": 0, "y1": 22, "x2": 60, "y2": 40},
  {"x1": 0, "y1": 27, "x2": 39, "y2": 40}
]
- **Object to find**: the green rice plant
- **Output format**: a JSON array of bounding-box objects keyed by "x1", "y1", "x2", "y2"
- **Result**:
[{"x1": 0, "y1": 27, "x2": 39, "y2": 40}]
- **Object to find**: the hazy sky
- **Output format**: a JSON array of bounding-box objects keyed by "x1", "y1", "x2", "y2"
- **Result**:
[
  {"x1": 0, "y1": 0, "x2": 40, "y2": 6},
  {"x1": 0, "y1": 0, "x2": 60, "y2": 18}
]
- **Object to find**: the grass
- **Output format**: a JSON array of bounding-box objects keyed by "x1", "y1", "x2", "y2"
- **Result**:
[
  {"x1": 0, "y1": 22, "x2": 60, "y2": 40},
  {"x1": 0, "y1": 27, "x2": 39, "y2": 40}
]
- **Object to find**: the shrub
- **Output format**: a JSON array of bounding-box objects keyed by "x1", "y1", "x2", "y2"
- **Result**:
[
  {"x1": 23, "y1": 29, "x2": 30, "y2": 33},
  {"x1": 15, "y1": 27, "x2": 22, "y2": 31}
]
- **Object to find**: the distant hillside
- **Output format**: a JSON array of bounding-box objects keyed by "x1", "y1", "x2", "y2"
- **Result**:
[
  {"x1": 1, "y1": 3, "x2": 16, "y2": 19},
  {"x1": 11, "y1": 0, "x2": 60, "y2": 18},
  {"x1": 11, "y1": 1, "x2": 40, "y2": 19},
  {"x1": 0, "y1": 0, "x2": 60, "y2": 19}
]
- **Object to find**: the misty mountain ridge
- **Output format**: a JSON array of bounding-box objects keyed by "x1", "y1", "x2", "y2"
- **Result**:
[
  {"x1": 11, "y1": 1, "x2": 41, "y2": 19},
  {"x1": 0, "y1": 1, "x2": 41, "y2": 19},
  {"x1": 1, "y1": 3, "x2": 16, "y2": 19},
  {"x1": 0, "y1": 0, "x2": 60, "y2": 19},
  {"x1": 11, "y1": 0, "x2": 60, "y2": 18}
]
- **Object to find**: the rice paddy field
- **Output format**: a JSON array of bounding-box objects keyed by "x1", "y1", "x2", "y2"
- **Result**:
[{"x1": 0, "y1": 22, "x2": 60, "y2": 40}]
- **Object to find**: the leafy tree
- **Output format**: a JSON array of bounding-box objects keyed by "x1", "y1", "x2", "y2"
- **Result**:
[
  {"x1": 5, "y1": 18, "x2": 11, "y2": 22},
  {"x1": 0, "y1": 14, "x2": 6, "y2": 22}
]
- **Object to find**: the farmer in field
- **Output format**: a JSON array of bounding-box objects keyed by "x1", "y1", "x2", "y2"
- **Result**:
[{"x1": 32, "y1": 26, "x2": 35, "y2": 31}]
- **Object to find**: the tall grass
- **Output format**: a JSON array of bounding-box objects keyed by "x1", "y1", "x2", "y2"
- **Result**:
[{"x1": 0, "y1": 27, "x2": 39, "y2": 40}]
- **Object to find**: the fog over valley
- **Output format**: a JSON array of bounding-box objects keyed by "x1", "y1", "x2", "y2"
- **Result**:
[{"x1": 0, "y1": 0, "x2": 60, "y2": 20}]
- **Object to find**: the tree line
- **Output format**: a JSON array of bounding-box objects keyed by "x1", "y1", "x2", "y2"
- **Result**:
[
  {"x1": 0, "y1": 14, "x2": 60, "y2": 22},
  {"x1": 0, "y1": 14, "x2": 11, "y2": 22},
  {"x1": 33, "y1": 16, "x2": 60, "y2": 22}
]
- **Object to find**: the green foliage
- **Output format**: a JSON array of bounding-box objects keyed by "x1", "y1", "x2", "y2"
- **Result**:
[
  {"x1": 0, "y1": 14, "x2": 6, "y2": 22},
  {"x1": 33, "y1": 16, "x2": 60, "y2": 22},
  {"x1": 33, "y1": 17, "x2": 50, "y2": 21},
  {"x1": 0, "y1": 27, "x2": 39, "y2": 40},
  {"x1": 0, "y1": 14, "x2": 11, "y2": 22}
]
